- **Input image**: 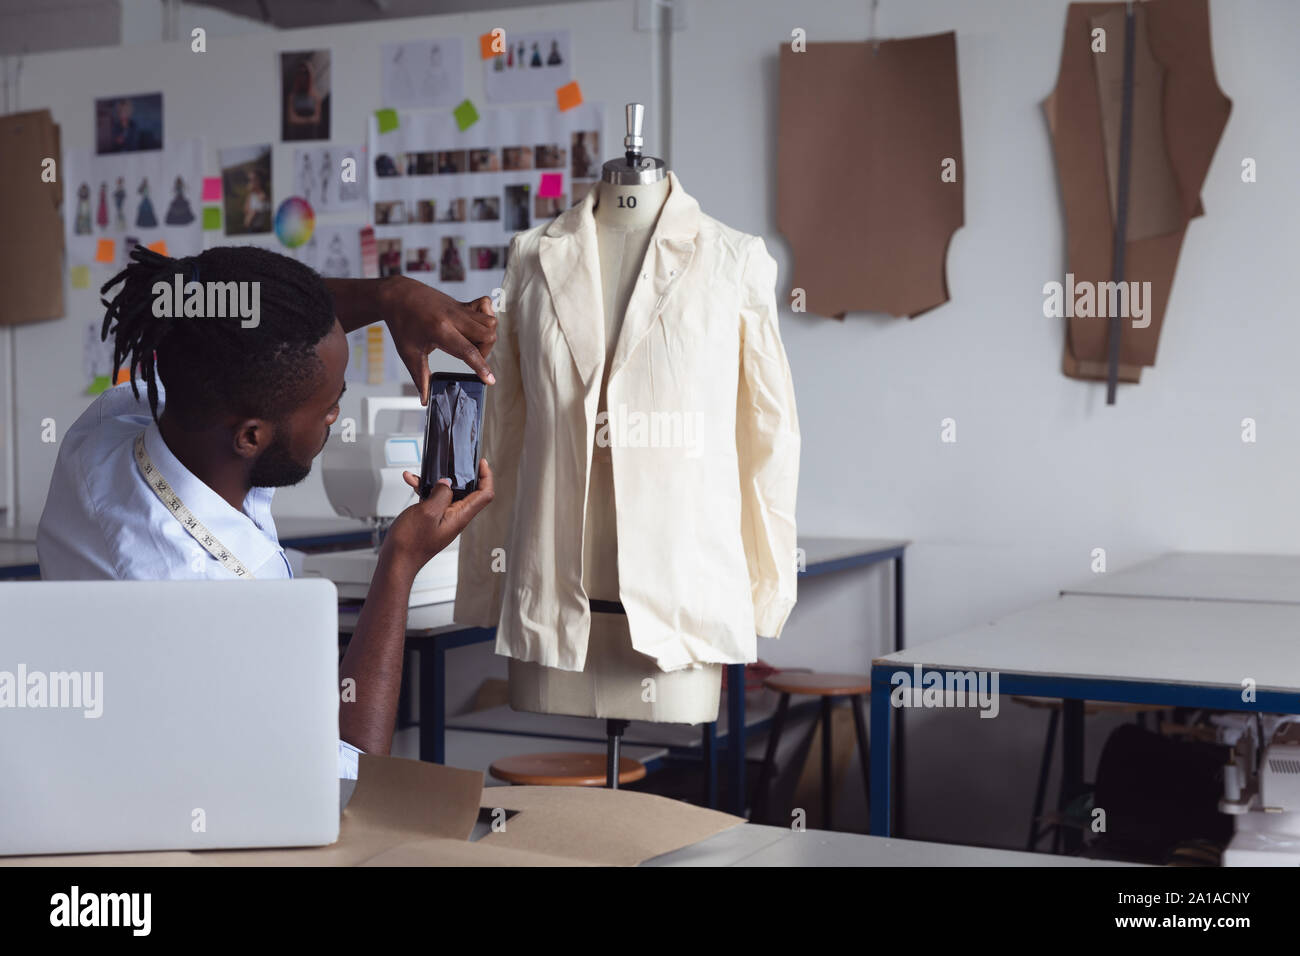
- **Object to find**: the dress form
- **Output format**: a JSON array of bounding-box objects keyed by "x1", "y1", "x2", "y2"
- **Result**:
[{"x1": 508, "y1": 107, "x2": 722, "y2": 724}]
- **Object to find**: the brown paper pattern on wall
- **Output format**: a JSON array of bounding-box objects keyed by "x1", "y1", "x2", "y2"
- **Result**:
[
  {"x1": 1045, "y1": 0, "x2": 1230, "y2": 384},
  {"x1": 777, "y1": 33, "x2": 965, "y2": 320}
]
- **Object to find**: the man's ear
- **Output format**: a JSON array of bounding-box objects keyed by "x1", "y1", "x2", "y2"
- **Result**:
[{"x1": 232, "y1": 419, "x2": 271, "y2": 460}]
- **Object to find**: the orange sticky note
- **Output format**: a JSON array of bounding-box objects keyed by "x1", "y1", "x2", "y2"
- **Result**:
[
  {"x1": 95, "y1": 239, "x2": 115, "y2": 263},
  {"x1": 148, "y1": 240, "x2": 168, "y2": 255},
  {"x1": 480, "y1": 30, "x2": 504, "y2": 60},
  {"x1": 114, "y1": 368, "x2": 131, "y2": 385},
  {"x1": 556, "y1": 81, "x2": 583, "y2": 112}
]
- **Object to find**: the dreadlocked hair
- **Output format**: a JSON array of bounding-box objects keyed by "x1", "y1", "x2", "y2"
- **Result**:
[{"x1": 99, "y1": 244, "x2": 336, "y2": 429}]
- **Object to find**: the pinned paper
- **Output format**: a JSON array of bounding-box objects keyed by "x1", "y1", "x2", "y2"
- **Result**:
[
  {"x1": 556, "y1": 81, "x2": 583, "y2": 111},
  {"x1": 453, "y1": 99, "x2": 479, "y2": 131},
  {"x1": 367, "y1": 326, "x2": 385, "y2": 386},
  {"x1": 479, "y1": 31, "x2": 504, "y2": 60},
  {"x1": 375, "y1": 108, "x2": 400, "y2": 134},
  {"x1": 95, "y1": 239, "x2": 115, "y2": 263},
  {"x1": 202, "y1": 207, "x2": 222, "y2": 230},
  {"x1": 87, "y1": 375, "x2": 111, "y2": 396},
  {"x1": 147, "y1": 240, "x2": 168, "y2": 255},
  {"x1": 538, "y1": 172, "x2": 563, "y2": 198},
  {"x1": 69, "y1": 265, "x2": 91, "y2": 289},
  {"x1": 360, "y1": 225, "x2": 378, "y2": 279},
  {"x1": 201, "y1": 177, "x2": 222, "y2": 202}
]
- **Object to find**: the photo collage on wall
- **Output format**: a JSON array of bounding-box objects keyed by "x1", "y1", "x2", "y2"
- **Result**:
[
  {"x1": 368, "y1": 101, "x2": 603, "y2": 304},
  {"x1": 64, "y1": 137, "x2": 204, "y2": 274},
  {"x1": 67, "y1": 95, "x2": 203, "y2": 394}
]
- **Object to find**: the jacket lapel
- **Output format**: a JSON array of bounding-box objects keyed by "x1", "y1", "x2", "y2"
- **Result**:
[
  {"x1": 608, "y1": 171, "x2": 700, "y2": 383},
  {"x1": 537, "y1": 170, "x2": 703, "y2": 391},
  {"x1": 538, "y1": 186, "x2": 606, "y2": 390}
]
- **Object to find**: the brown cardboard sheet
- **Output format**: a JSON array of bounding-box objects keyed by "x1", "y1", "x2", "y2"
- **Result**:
[
  {"x1": 1045, "y1": 1, "x2": 1230, "y2": 380},
  {"x1": 477, "y1": 784, "x2": 746, "y2": 867},
  {"x1": 777, "y1": 33, "x2": 964, "y2": 319},
  {"x1": 0, "y1": 755, "x2": 744, "y2": 867},
  {"x1": 0, "y1": 109, "x2": 64, "y2": 327}
]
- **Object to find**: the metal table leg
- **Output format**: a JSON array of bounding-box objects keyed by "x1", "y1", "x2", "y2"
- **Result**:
[
  {"x1": 728, "y1": 662, "x2": 746, "y2": 815},
  {"x1": 894, "y1": 553, "x2": 906, "y2": 837},
  {"x1": 419, "y1": 639, "x2": 446, "y2": 764},
  {"x1": 1060, "y1": 698, "x2": 1084, "y2": 854},
  {"x1": 702, "y1": 721, "x2": 718, "y2": 809},
  {"x1": 869, "y1": 665, "x2": 893, "y2": 835},
  {"x1": 820, "y1": 696, "x2": 834, "y2": 829}
]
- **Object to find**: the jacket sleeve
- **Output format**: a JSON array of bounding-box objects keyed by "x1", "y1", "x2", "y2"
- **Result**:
[
  {"x1": 454, "y1": 234, "x2": 527, "y2": 627},
  {"x1": 736, "y1": 236, "x2": 800, "y2": 639}
]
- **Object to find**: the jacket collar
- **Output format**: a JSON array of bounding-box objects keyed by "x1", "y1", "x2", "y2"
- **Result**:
[{"x1": 538, "y1": 169, "x2": 699, "y2": 390}]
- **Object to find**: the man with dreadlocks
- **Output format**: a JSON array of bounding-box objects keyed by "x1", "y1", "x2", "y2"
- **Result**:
[{"x1": 36, "y1": 244, "x2": 497, "y2": 774}]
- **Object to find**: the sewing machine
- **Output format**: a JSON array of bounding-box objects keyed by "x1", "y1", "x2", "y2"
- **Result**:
[
  {"x1": 300, "y1": 396, "x2": 459, "y2": 606},
  {"x1": 1215, "y1": 712, "x2": 1300, "y2": 865}
]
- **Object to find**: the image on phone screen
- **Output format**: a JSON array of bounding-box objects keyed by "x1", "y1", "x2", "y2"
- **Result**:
[{"x1": 420, "y1": 374, "x2": 486, "y2": 501}]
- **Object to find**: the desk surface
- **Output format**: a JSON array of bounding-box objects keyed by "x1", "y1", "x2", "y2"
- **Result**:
[
  {"x1": 644, "y1": 823, "x2": 1139, "y2": 867},
  {"x1": 1063, "y1": 551, "x2": 1300, "y2": 605},
  {"x1": 275, "y1": 516, "x2": 373, "y2": 548},
  {"x1": 876, "y1": 594, "x2": 1300, "y2": 692}
]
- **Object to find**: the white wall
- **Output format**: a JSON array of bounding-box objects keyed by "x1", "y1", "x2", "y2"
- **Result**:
[
  {"x1": 671, "y1": 0, "x2": 1300, "y2": 843},
  {"x1": 7, "y1": 0, "x2": 1298, "y2": 847}
]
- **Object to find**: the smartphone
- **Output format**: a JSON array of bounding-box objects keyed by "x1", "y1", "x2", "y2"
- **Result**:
[{"x1": 420, "y1": 372, "x2": 486, "y2": 501}]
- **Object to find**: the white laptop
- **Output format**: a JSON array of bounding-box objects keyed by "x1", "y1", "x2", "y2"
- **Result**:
[{"x1": 0, "y1": 579, "x2": 340, "y2": 856}]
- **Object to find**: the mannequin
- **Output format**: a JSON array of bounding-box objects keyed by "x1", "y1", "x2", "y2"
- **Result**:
[{"x1": 508, "y1": 106, "x2": 722, "y2": 725}]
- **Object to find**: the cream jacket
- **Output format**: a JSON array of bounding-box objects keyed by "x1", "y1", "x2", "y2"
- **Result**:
[{"x1": 454, "y1": 171, "x2": 799, "y2": 672}]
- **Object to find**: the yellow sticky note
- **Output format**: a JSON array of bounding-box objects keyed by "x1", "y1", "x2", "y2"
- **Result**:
[
  {"x1": 95, "y1": 239, "x2": 115, "y2": 263},
  {"x1": 556, "y1": 81, "x2": 583, "y2": 111},
  {"x1": 148, "y1": 240, "x2": 168, "y2": 255},
  {"x1": 70, "y1": 265, "x2": 91, "y2": 289}
]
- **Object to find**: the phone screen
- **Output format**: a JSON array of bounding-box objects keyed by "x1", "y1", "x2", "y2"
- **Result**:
[{"x1": 420, "y1": 374, "x2": 486, "y2": 501}]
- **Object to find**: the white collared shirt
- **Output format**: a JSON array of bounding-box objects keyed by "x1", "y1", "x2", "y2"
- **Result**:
[{"x1": 37, "y1": 382, "x2": 362, "y2": 778}]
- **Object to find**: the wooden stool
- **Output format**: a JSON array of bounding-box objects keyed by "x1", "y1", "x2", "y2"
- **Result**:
[
  {"x1": 753, "y1": 673, "x2": 871, "y2": 829},
  {"x1": 489, "y1": 752, "x2": 647, "y2": 787},
  {"x1": 1013, "y1": 695, "x2": 1175, "y2": 852}
]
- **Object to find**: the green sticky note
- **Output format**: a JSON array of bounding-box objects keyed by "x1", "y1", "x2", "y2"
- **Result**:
[
  {"x1": 375, "y1": 108, "x2": 400, "y2": 133},
  {"x1": 87, "y1": 374, "x2": 112, "y2": 396},
  {"x1": 453, "y1": 99, "x2": 479, "y2": 131},
  {"x1": 203, "y1": 206, "x2": 222, "y2": 230},
  {"x1": 70, "y1": 265, "x2": 91, "y2": 289}
]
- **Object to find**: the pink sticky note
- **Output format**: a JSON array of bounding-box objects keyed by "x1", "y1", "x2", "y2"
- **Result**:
[
  {"x1": 201, "y1": 177, "x2": 222, "y2": 202},
  {"x1": 538, "y1": 172, "x2": 563, "y2": 198}
]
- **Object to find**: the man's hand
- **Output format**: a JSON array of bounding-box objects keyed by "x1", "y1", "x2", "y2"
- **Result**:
[
  {"x1": 383, "y1": 277, "x2": 498, "y2": 402},
  {"x1": 382, "y1": 458, "x2": 495, "y2": 568},
  {"x1": 323, "y1": 275, "x2": 499, "y2": 401}
]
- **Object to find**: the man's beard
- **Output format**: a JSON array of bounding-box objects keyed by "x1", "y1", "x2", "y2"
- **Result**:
[{"x1": 249, "y1": 428, "x2": 314, "y2": 488}]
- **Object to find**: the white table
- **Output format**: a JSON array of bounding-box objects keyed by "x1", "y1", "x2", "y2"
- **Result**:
[
  {"x1": 644, "y1": 822, "x2": 1140, "y2": 867},
  {"x1": 868, "y1": 594, "x2": 1300, "y2": 847},
  {"x1": 1062, "y1": 551, "x2": 1300, "y2": 605}
]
